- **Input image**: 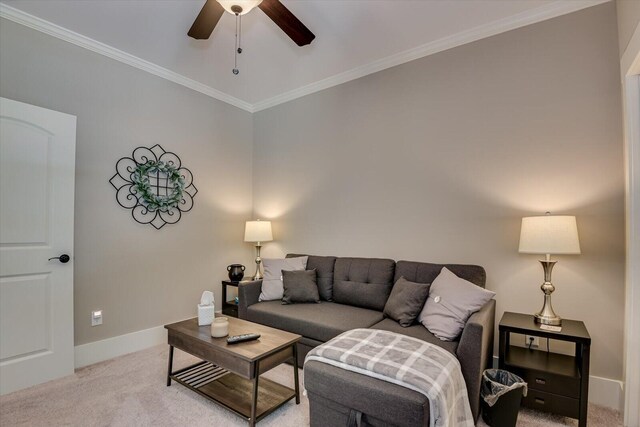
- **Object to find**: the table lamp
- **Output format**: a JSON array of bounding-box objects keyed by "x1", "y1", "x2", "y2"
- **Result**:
[
  {"x1": 518, "y1": 213, "x2": 580, "y2": 326},
  {"x1": 244, "y1": 220, "x2": 273, "y2": 280}
]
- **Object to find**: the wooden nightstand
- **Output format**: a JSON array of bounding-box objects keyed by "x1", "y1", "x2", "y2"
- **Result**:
[
  {"x1": 221, "y1": 280, "x2": 240, "y2": 318},
  {"x1": 498, "y1": 312, "x2": 591, "y2": 427}
]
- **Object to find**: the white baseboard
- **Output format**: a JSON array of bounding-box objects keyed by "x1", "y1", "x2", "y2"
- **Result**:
[
  {"x1": 74, "y1": 325, "x2": 167, "y2": 369},
  {"x1": 74, "y1": 314, "x2": 223, "y2": 369},
  {"x1": 589, "y1": 375, "x2": 624, "y2": 412},
  {"x1": 492, "y1": 356, "x2": 623, "y2": 412}
]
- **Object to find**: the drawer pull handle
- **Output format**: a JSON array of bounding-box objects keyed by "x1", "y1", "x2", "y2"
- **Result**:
[
  {"x1": 535, "y1": 398, "x2": 545, "y2": 405},
  {"x1": 535, "y1": 378, "x2": 546, "y2": 385}
]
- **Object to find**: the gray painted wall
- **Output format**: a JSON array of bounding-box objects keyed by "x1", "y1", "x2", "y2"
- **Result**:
[
  {"x1": 0, "y1": 18, "x2": 254, "y2": 345},
  {"x1": 253, "y1": 3, "x2": 624, "y2": 380}
]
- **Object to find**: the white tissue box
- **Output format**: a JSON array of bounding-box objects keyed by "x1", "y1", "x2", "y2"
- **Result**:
[{"x1": 198, "y1": 304, "x2": 215, "y2": 326}]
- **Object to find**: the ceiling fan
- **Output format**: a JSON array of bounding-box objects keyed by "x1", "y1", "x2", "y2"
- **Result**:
[{"x1": 188, "y1": 0, "x2": 315, "y2": 47}]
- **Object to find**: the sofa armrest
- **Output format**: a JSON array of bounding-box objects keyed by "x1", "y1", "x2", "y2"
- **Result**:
[
  {"x1": 238, "y1": 280, "x2": 262, "y2": 319},
  {"x1": 456, "y1": 298, "x2": 496, "y2": 421}
]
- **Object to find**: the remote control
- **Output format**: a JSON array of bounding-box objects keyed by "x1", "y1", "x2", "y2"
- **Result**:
[{"x1": 227, "y1": 333, "x2": 261, "y2": 344}]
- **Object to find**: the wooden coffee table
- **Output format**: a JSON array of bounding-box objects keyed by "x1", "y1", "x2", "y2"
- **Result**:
[{"x1": 165, "y1": 317, "x2": 301, "y2": 426}]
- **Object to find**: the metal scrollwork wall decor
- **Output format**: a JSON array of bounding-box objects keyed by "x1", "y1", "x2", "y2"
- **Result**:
[{"x1": 109, "y1": 144, "x2": 197, "y2": 229}]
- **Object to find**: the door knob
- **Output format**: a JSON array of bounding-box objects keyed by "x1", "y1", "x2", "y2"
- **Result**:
[{"x1": 48, "y1": 254, "x2": 70, "y2": 263}]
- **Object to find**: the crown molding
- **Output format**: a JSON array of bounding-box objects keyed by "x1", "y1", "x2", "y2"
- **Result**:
[
  {"x1": 251, "y1": 0, "x2": 611, "y2": 112},
  {"x1": 1, "y1": 1, "x2": 610, "y2": 113},
  {"x1": 0, "y1": 3, "x2": 253, "y2": 112}
]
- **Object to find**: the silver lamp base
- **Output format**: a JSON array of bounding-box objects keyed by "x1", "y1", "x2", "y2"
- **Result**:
[
  {"x1": 534, "y1": 260, "x2": 562, "y2": 326},
  {"x1": 252, "y1": 243, "x2": 263, "y2": 281}
]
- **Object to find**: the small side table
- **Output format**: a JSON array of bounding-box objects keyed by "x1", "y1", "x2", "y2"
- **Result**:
[
  {"x1": 498, "y1": 312, "x2": 591, "y2": 427},
  {"x1": 221, "y1": 280, "x2": 239, "y2": 318}
]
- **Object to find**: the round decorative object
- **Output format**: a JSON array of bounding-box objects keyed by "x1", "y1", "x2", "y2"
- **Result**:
[
  {"x1": 227, "y1": 264, "x2": 246, "y2": 282},
  {"x1": 109, "y1": 144, "x2": 197, "y2": 229},
  {"x1": 211, "y1": 317, "x2": 229, "y2": 338},
  {"x1": 131, "y1": 161, "x2": 185, "y2": 212}
]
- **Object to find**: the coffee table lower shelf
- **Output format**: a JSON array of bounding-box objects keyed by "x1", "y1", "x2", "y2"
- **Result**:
[{"x1": 170, "y1": 361, "x2": 296, "y2": 422}]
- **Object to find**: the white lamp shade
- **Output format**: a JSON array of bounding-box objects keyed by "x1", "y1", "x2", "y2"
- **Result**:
[
  {"x1": 217, "y1": 0, "x2": 262, "y2": 15},
  {"x1": 244, "y1": 220, "x2": 273, "y2": 242},
  {"x1": 519, "y1": 215, "x2": 581, "y2": 255}
]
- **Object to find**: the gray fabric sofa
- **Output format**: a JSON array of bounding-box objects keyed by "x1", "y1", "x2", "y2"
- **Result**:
[{"x1": 238, "y1": 255, "x2": 495, "y2": 425}]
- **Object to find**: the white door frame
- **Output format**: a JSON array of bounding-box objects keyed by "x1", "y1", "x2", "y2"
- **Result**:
[
  {"x1": 622, "y1": 74, "x2": 640, "y2": 427},
  {"x1": 621, "y1": 22, "x2": 640, "y2": 427}
]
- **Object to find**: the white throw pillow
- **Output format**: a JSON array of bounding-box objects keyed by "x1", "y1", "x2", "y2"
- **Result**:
[
  {"x1": 259, "y1": 257, "x2": 308, "y2": 301},
  {"x1": 418, "y1": 267, "x2": 495, "y2": 341}
]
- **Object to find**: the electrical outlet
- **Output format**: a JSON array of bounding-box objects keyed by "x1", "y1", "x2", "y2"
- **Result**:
[
  {"x1": 525, "y1": 335, "x2": 539, "y2": 348},
  {"x1": 91, "y1": 310, "x2": 103, "y2": 326}
]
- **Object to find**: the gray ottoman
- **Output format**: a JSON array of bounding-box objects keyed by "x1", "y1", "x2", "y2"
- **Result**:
[{"x1": 305, "y1": 360, "x2": 430, "y2": 427}]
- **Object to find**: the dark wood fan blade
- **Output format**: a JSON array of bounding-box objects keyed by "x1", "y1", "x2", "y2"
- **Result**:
[
  {"x1": 188, "y1": 0, "x2": 225, "y2": 40},
  {"x1": 258, "y1": 0, "x2": 315, "y2": 46}
]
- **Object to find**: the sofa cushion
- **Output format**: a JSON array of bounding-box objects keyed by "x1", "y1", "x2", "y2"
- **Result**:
[
  {"x1": 246, "y1": 301, "x2": 384, "y2": 342},
  {"x1": 369, "y1": 318, "x2": 459, "y2": 355},
  {"x1": 418, "y1": 267, "x2": 495, "y2": 341},
  {"x1": 333, "y1": 257, "x2": 395, "y2": 311},
  {"x1": 287, "y1": 254, "x2": 337, "y2": 301},
  {"x1": 259, "y1": 256, "x2": 308, "y2": 301},
  {"x1": 395, "y1": 260, "x2": 486, "y2": 287},
  {"x1": 282, "y1": 269, "x2": 320, "y2": 304},
  {"x1": 383, "y1": 277, "x2": 431, "y2": 327}
]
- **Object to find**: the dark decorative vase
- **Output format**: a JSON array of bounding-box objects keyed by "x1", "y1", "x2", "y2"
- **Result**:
[{"x1": 227, "y1": 264, "x2": 245, "y2": 282}]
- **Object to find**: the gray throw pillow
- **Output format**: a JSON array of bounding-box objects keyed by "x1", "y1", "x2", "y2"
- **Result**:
[
  {"x1": 282, "y1": 269, "x2": 320, "y2": 304},
  {"x1": 418, "y1": 267, "x2": 495, "y2": 341},
  {"x1": 286, "y1": 254, "x2": 337, "y2": 301},
  {"x1": 383, "y1": 277, "x2": 431, "y2": 327},
  {"x1": 259, "y1": 257, "x2": 308, "y2": 301}
]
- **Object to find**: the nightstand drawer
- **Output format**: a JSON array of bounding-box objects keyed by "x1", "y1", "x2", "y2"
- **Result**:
[
  {"x1": 522, "y1": 389, "x2": 579, "y2": 418},
  {"x1": 511, "y1": 367, "x2": 580, "y2": 398}
]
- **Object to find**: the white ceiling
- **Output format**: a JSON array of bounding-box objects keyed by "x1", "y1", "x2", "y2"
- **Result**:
[{"x1": 1, "y1": 0, "x2": 608, "y2": 110}]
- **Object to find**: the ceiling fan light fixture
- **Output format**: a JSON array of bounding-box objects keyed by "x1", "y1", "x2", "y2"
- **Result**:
[{"x1": 216, "y1": 0, "x2": 263, "y2": 15}]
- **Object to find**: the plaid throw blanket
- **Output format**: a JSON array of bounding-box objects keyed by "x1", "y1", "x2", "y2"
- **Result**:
[{"x1": 305, "y1": 328, "x2": 474, "y2": 427}]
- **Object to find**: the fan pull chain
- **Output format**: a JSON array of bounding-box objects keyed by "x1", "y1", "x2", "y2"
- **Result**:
[
  {"x1": 232, "y1": 13, "x2": 242, "y2": 75},
  {"x1": 238, "y1": 14, "x2": 242, "y2": 54}
]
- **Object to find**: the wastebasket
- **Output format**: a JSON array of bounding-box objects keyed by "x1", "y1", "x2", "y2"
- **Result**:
[{"x1": 480, "y1": 369, "x2": 527, "y2": 427}]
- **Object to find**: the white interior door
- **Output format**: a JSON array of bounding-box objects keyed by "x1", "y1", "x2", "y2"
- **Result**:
[{"x1": 0, "y1": 97, "x2": 76, "y2": 395}]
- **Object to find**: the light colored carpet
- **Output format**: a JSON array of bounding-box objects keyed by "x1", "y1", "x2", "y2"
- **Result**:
[{"x1": 0, "y1": 345, "x2": 622, "y2": 427}]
